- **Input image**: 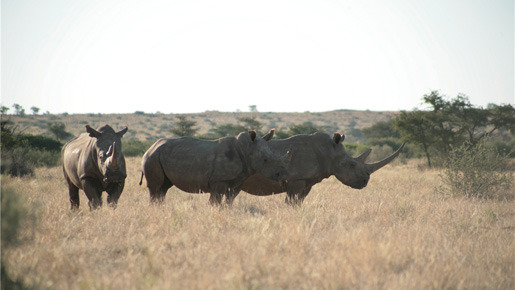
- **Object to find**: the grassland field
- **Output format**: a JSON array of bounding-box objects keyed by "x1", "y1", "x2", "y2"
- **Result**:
[
  {"x1": 2, "y1": 155, "x2": 514, "y2": 289},
  {"x1": 6, "y1": 110, "x2": 394, "y2": 141}
]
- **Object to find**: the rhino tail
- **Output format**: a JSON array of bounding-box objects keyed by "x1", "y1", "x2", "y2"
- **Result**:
[{"x1": 139, "y1": 172, "x2": 146, "y2": 188}]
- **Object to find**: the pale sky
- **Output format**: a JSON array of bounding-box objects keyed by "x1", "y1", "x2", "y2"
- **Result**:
[{"x1": 2, "y1": 0, "x2": 514, "y2": 114}]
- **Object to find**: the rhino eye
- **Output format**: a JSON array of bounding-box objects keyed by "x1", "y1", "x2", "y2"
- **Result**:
[{"x1": 264, "y1": 158, "x2": 268, "y2": 163}]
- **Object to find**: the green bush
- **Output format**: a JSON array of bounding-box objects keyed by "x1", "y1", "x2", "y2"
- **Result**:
[
  {"x1": 1, "y1": 148, "x2": 35, "y2": 177},
  {"x1": 212, "y1": 123, "x2": 246, "y2": 137},
  {"x1": 47, "y1": 121, "x2": 74, "y2": 142},
  {"x1": 1, "y1": 146, "x2": 62, "y2": 176},
  {"x1": 288, "y1": 122, "x2": 324, "y2": 135},
  {"x1": 1, "y1": 183, "x2": 34, "y2": 289},
  {"x1": 1, "y1": 184, "x2": 30, "y2": 247},
  {"x1": 17, "y1": 134, "x2": 62, "y2": 152},
  {"x1": 441, "y1": 141, "x2": 513, "y2": 200},
  {"x1": 22, "y1": 148, "x2": 61, "y2": 167},
  {"x1": 274, "y1": 129, "x2": 290, "y2": 139},
  {"x1": 123, "y1": 140, "x2": 154, "y2": 157},
  {"x1": 491, "y1": 140, "x2": 515, "y2": 158},
  {"x1": 2, "y1": 121, "x2": 63, "y2": 175}
]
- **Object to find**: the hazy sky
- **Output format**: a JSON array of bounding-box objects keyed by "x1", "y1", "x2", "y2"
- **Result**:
[{"x1": 2, "y1": 0, "x2": 514, "y2": 114}]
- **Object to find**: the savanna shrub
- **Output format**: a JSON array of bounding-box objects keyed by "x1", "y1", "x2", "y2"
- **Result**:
[
  {"x1": 1, "y1": 183, "x2": 33, "y2": 289},
  {"x1": 1, "y1": 148, "x2": 35, "y2": 177},
  {"x1": 18, "y1": 134, "x2": 62, "y2": 151},
  {"x1": 1, "y1": 147, "x2": 61, "y2": 177},
  {"x1": 123, "y1": 140, "x2": 154, "y2": 157},
  {"x1": 441, "y1": 140, "x2": 513, "y2": 200},
  {"x1": 22, "y1": 147, "x2": 61, "y2": 167},
  {"x1": 1, "y1": 184, "x2": 31, "y2": 248},
  {"x1": 1, "y1": 121, "x2": 62, "y2": 175}
]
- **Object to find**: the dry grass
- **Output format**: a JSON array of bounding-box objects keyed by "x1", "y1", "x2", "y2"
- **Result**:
[{"x1": 2, "y1": 158, "x2": 514, "y2": 289}]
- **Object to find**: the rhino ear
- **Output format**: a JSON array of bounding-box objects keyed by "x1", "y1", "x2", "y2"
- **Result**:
[
  {"x1": 333, "y1": 133, "x2": 344, "y2": 144},
  {"x1": 86, "y1": 125, "x2": 101, "y2": 138},
  {"x1": 117, "y1": 126, "x2": 128, "y2": 138},
  {"x1": 249, "y1": 130, "x2": 257, "y2": 142},
  {"x1": 262, "y1": 129, "x2": 275, "y2": 141}
]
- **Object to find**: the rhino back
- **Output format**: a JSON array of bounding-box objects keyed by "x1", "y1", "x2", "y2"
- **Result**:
[{"x1": 156, "y1": 137, "x2": 245, "y2": 193}]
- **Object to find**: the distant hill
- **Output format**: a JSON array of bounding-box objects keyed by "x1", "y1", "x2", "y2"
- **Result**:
[{"x1": 4, "y1": 110, "x2": 396, "y2": 142}]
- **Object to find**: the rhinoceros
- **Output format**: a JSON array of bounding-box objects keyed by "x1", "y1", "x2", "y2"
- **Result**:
[
  {"x1": 241, "y1": 132, "x2": 405, "y2": 205},
  {"x1": 140, "y1": 129, "x2": 290, "y2": 205},
  {"x1": 62, "y1": 124, "x2": 128, "y2": 210}
]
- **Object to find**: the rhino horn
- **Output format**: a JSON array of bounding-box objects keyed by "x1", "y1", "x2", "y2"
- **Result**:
[
  {"x1": 108, "y1": 142, "x2": 118, "y2": 169},
  {"x1": 355, "y1": 149, "x2": 372, "y2": 162},
  {"x1": 366, "y1": 143, "x2": 405, "y2": 173},
  {"x1": 106, "y1": 144, "x2": 113, "y2": 156}
]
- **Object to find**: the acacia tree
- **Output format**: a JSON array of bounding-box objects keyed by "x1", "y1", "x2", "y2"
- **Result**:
[
  {"x1": 394, "y1": 91, "x2": 514, "y2": 167},
  {"x1": 361, "y1": 120, "x2": 400, "y2": 140},
  {"x1": 30, "y1": 107, "x2": 40, "y2": 115},
  {"x1": 394, "y1": 110, "x2": 436, "y2": 167},
  {"x1": 170, "y1": 115, "x2": 198, "y2": 137},
  {"x1": 12, "y1": 104, "x2": 25, "y2": 116},
  {"x1": 47, "y1": 122, "x2": 73, "y2": 141}
]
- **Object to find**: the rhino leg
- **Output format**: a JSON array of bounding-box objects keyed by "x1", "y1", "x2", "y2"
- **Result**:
[
  {"x1": 209, "y1": 183, "x2": 243, "y2": 206},
  {"x1": 82, "y1": 178, "x2": 103, "y2": 210},
  {"x1": 224, "y1": 184, "x2": 243, "y2": 206},
  {"x1": 208, "y1": 182, "x2": 230, "y2": 206},
  {"x1": 66, "y1": 177, "x2": 80, "y2": 210},
  {"x1": 106, "y1": 181, "x2": 124, "y2": 208},
  {"x1": 143, "y1": 170, "x2": 171, "y2": 203},
  {"x1": 143, "y1": 159, "x2": 171, "y2": 203},
  {"x1": 209, "y1": 193, "x2": 223, "y2": 205},
  {"x1": 149, "y1": 178, "x2": 171, "y2": 203},
  {"x1": 298, "y1": 185, "x2": 312, "y2": 202},
  {"x1": 285, "y1": 181, "x2": 312, "y2": 206},
  {"x1": 224, "y1": 192, "x2": 237, "y2": 206}
]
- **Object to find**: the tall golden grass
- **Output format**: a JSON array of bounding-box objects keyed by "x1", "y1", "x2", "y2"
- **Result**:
[{"x1": 2, "y1": 157, "x2": 514, "y2": 289}]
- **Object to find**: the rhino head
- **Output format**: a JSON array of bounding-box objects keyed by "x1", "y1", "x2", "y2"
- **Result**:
[
  {"x1": 330, "y1": 133, "x2": 405, "y2": 189},
  {"x1": 237, "y1": 129, "x2": 291, "y2": 182},
  {"x1": 86, "y1": 125, "x2": 128, "y2": 204}
]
